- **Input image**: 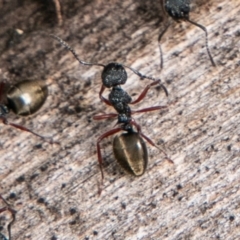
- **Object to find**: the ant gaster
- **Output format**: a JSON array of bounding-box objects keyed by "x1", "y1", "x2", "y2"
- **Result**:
[
  {"x1": 50, "y1": 34, "x2": 172, "y2": 179},
  {"x1": 0, "y1": 80, "x2": 53, "y2": 142},
  {"x1": 0, "y1": 195, "x2": 16, "y2": 240},
  {"x1": 159, "y1": 0, "x2": 216, "y2": 68}
]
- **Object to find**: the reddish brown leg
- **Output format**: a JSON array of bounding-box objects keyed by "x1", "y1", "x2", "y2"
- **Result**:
[
  {"x1": 97, "y1": 127, "x2": 122, "y2": 179},
  {"x1": 93, "y1": 106, "x2": 167, "y2": 121},
  {"x1": 1, "y1": 117, "x2": 56, "y2": 144},
  {"x1": 141, "y1": 131, "x2": 173, "y2": 163},
  {"x1": 99, "y1": 85, "x2": 112, "y2": 106},
  {"x1": 131, "y1": 80, "x2": 167, "y2": 105},
  {"x1": 132, "y1": 106, "x2": 167, "y2": 114},
  {"x1": 131, "y1": 119, "x2": 173, "y2": 164},
  {"x1": 0, "y1": 82, "x2": 5, "y2": 101},
  {"x1": 0, "y1": 195, "x2": 16, "y2": 240},
  {"x1": 93, "y1": 113, "x2": 118, "y2": 120}
]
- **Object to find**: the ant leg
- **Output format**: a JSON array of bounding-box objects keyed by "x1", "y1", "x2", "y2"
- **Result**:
[
  {"x1": 140, "y1": 131, "x2": 173, "y2": 164},
  {"x1": 53, "y1": 0, "x2": 62, "y2": 26},
  {"x1": 131, "y1": 80, "x2": 167, "y2": 105},
  {"x1": 0, "y1": 82, "x2": 5, "y2": 102},
  {"x1": 187, "y1": 18, "x2": 216, "y2": 67},
  {"x1": 158, "y1": 23, "x2": 170, "y2": 69},
  {"x1": 96, "y1": 127, "x2": 122, "y2": 179},
  {"x1": 132, "y1": 106, "x2": 167, "y2": 115},
  {"x1": 99, "y1": 85, "x2": 112, "y2": 106},
  {"x1": 0, "y1": 195, "x2": 16, "y2": 240},
  {"x1": 0, "y1": 117, "x2": 55, "y2": 144},
  {"x1": 130, "y1": 119, "x2": 157, "y2": 148},
  {"x1": 93, "y1": 113, "x2": 117, "y2": 120},
  {"x1": 131, "y1": 119, "x2": 173, "y2": 164}
]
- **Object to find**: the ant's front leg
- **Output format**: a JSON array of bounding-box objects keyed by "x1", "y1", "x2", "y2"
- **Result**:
[
  {"x1": 93, "y1": 113, "x2": 118, "y2": 121},
  {"x1": 132, "y1": 106, "x2": 167, "y2": 115},
  {"x1": 131, "y1": 80, "x2": 167, "y2": 105},
  {"x1": 99, "y1": 85, "x2": 112, "y2": 106}
]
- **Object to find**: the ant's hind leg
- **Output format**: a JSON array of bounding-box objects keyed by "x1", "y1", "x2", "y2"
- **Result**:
[{"x1": 1, "y1": 117, "x2": 55, "y2": 144}]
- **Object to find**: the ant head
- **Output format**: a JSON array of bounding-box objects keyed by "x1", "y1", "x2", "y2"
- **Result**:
[
  {"x1": 165, "y1": 0, "x2": 190, "y2": 19},
  {"x1": 102, "y1": 63, "x2": 127, "y2": 88}
]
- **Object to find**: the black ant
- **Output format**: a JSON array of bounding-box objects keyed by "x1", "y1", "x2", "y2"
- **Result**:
[
  {"x1": 0, "y1": 79, "x2": 54, "y2": 142},
  {"x1": 93, "y1": 63, "x2": 173, "y2": 179},
  {"x1": 50, "y1": 35, "x2": 172, "y2": 179},
  {"x1": 158, "y1": 0, "x2": 216, "y2": 68},
  {"x1": 0, "y1": 195, "x2": 16, "y2": 240}
]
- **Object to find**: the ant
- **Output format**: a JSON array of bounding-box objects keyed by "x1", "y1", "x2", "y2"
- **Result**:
[
  {"x1": 0, "y1": 79, "x2": 54, "y2": 143},
  {"x1": 93, "y1": 63, "x2": 173, "y2": 179},
  {"x1": 158, "y1": 0, "x2": 216, "y2": 69},
  {"x1": 0, "y1": 195, "x2": 16, "y2": 240},
  {"x1": 50, "y1": 35, "x2": 172, "y2": 179}
]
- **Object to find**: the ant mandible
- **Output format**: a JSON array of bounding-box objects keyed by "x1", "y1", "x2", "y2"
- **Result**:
[
  {"x1": 0, "y1": 80, "x2": 54, "y2": 143},
  {"x1": 0, "y1": 195, "x2": 16, "y2": 240},
  {"x1": 158, "y1": 0, "x2": 216, "y2": 69},
  {"x1": 50, "y1": 35, "x2": 172, "y2": 179}
]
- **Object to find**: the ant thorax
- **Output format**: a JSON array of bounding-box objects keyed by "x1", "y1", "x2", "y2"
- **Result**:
[{"x1": 109, "y1": 85, "x2": 132, "y2": 124}]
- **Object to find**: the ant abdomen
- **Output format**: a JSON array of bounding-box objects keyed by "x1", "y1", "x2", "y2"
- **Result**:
[
  {"x1": 0, "y1": 80, "x2": 52, "y2": 142},
  {"x1": 6, "y1": 80, "x2": 48, "y2": 116},
  {"x1": 113, "y1": 131, "x2": 148, "y2": 176}
]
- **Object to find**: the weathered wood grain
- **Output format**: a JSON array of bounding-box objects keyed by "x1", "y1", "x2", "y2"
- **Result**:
[{"x1": 0, "y1": 0, "x2": 239, "y2": 239}]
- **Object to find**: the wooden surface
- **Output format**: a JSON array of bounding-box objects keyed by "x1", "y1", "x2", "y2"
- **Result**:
[{"x1": 0, "y1": 0, "x2": 239, "y2": 239}]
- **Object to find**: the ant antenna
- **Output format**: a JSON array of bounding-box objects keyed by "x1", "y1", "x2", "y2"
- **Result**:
[
  {"x1": 158, "y1": 23, "x2": 170, "y2": 70},
  {"x1": 49, "y1": 34, "x2": 105, "y2": 68},
  {"x1": 50, "y1": 34, "x2": 168, "y2": 95},
  {"x1": 186, "y1": 18, "x2": 216, "y2": 67},
  {"x1": 122, "y1": 64, "x2": 168, "y2": 96}
]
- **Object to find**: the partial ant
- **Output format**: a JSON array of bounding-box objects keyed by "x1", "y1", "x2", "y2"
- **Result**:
[
  {"x1": 158, "y1": 0, "x2": 216, "y2": 69},
  {"x1": 0, "y1": 79, "x2": 53, "y2": 143},
  {"x1": 0, "y1": 195, "x2": 16, "y2": 240},
  {"x1": 50, "y1": 35, "x2": 172, "y2": 179}
]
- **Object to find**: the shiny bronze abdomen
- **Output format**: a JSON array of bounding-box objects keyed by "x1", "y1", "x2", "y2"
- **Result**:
[
  {"x1": 113, "y1": 132, "x2": 148, "y2": 176},
  {"x1": 7, "y1": 80, "x2": 48, "y2": 116}
]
